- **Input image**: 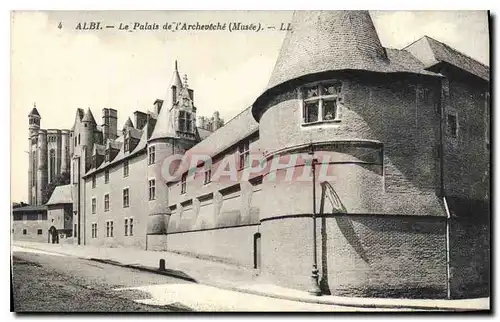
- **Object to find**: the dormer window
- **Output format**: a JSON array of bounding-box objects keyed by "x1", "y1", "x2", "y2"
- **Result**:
[
  {"x1": 301, "y1": 81, "x2": 343, "y2": 125},
  {"x1": 179, "y1": 111, "x2": 193, "y2": 133}
]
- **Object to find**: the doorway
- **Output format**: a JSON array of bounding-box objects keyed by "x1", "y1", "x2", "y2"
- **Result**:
[
  {"x1": 48, "y1": 226, "x2": 59, "y2": 244},
  {"x1": 253, "y1": 232, "x2": 261, "y2": 269}
]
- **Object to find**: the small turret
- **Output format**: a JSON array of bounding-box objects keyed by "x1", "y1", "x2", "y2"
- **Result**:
[
  {"x1": 29, "y1": 103, "x2": 41, "y2": 138},
  {"x1": 170, "y1": 60, "x2": 183, "y2": 106}
]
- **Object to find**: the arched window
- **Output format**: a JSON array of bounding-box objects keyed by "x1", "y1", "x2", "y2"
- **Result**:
[{"x1": 49, "y1": 149, "x2": 56, "y2": 183}]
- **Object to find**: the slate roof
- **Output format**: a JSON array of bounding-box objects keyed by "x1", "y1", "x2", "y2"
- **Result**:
[
  {"x1": 12, "y1": 205, "x2": 48, "y2": 213},
  {"x1": 421, "y1": 36, "x2": 489, "y2": 81},
  {"x1": 46, "y1": 184, "x2": 73, "y2": 205},
  {"x1": 82, "y1": 108, "x2": 97, "y2": 124},
  {"x1": 29, "y1": 107, "x2": 40, "y2": 117},
  {"x1": 253, "y1": 10, "x2": 442, "y2": 121}
]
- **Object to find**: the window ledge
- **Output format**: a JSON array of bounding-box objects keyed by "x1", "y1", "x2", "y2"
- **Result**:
[{"x1": 301, "y1": 119, "x2": 341, "y2": 127}]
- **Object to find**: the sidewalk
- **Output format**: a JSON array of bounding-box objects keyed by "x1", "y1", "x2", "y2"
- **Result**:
[{"x1": 12, "y1": 241, "x2": 490, "y2": 311}]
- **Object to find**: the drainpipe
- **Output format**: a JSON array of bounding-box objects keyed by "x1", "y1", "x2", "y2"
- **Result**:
[
  {"x1": 308, "y1": 144, "x2": 321, "y2": 296},
  {"x1": 443, "y1": 197, "x2": 452, "y2": 299}
]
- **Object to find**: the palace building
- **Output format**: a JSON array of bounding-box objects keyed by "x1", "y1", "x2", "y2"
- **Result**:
[{"x1": 13, "y1": 11, "x2": 490, "y2": 299}]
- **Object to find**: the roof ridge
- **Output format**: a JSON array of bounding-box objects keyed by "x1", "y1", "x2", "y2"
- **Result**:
[{"x1": 424, "y1": 35, "x2": 489, "y2": 69}]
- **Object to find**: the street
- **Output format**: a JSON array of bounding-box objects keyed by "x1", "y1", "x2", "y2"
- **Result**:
[
  {"x1": 11, "y1": 249, "x2": 192, "y2": 312},
  {"x1": 10, "y1": 246, "x2": 429, "y2": 312}
]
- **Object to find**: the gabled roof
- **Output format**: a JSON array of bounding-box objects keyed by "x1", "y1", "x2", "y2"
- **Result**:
[
  {"x1": 46, "y1": 184, "x2": 73, "y2": 205},
  {"x1": 404, "y1": 36, "x2": 489, "y2": 81}
]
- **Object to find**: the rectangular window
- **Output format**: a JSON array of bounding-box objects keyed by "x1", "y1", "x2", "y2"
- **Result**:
[
  {"x1": 148, "y1": 146, "x2": 156, "y2": 165},
  {"x1": 92, "y1": 175, "x2": 96, "y2": 189},
  {"x1": 181, "y1": 173, "x2": 187, "y2": 194},
  {"x1": 105, "y1": 169, "x2": 109, "y2": 184},
  {"x1": 104, "y1": 194, "x2": 110, "y2": 212},
  {"x1": 124, "y1": 138, "x2": 130, "y2": 152},
  {"x1": 447, "y1": 113, "x2": 458, "y2": 138},
  {"x1": 74, "y1": 224, "x2": 77, "y2": 238},
  {"x1": 204, "y1": 167, "x2": 212, "y2": 185},
  {"x1": 123, "y1": 188, "x2": 129, "y2": 208},
  {"x1": 110, "y1": 221, "x2": 114, "y2": 237},
  {"x1": 179, "y1": 111, "x2": 192, "y2": 132},
  {"x1": 106, "y1": 221, "x2": 110, "y2": 237},
  {"x1": 23, "y1": 229, "x2": 27, "y2": 235},
  {"x1": 130, "y1": 218, "x2": 134, "y2": 236},
  {"x1": 92, "y1": 197, "x2": 96, "y2": 214},
  {"x1": 238, "y1": 142, "x2": 250, "y2": 169},
  {"x1": 105, "y1": 149, "x2": 110, "y2": 162},
  {"x1": 124, "y1": 218, "x2": 128, "y2": 236},
  {"x1": 149, "y1": 179, "x2": 156, "y2": 200},
  {"x1": 37, "y1": 229, "x2": 42, "y2": 235},
  {"x1": 301, "y1": 81, "x2": 342, "y2": 124},
  {"x1": 123, "y1": 160, "x2": 129, "y2": 177},
  {"x1": 92, "y1": 223, "x2": 97, "y2": 238}
]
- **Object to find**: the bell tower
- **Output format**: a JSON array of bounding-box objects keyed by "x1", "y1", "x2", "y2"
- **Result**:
[{"x1": 28, "y1": 103, "x2": 41, "y2": 205}]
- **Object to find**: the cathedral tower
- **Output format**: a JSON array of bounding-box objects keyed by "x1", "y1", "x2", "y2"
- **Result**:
[{"x1": 28, "y1": 105, "x2": 41, "y2": 205}]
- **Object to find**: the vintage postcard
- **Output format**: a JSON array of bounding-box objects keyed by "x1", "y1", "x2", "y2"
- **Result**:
[{"x1": 10, "y1": 10, "x2": 490, "y2": 312}]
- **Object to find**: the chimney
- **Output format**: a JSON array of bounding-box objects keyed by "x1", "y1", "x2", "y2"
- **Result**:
[
  {"x1": 102, "y1": 108, "x2": 118, "y2": 141},
  {"x1": 134, "y1": 111, "x2": 148, "y2": 130}
]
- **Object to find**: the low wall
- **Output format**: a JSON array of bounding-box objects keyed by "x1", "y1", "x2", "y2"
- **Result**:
[
  {"x1": 166, "y1": 224, "x2": 260, "y2": 268},
  {"x1": 12, "y1": 221, "x2": 48, "y2": 243}
]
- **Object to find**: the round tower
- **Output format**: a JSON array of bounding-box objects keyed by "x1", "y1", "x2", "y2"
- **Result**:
[
  {"x1": 36, "y1": 129, "x2": 48, "y2": 205},
  {"x1": 28, "y1": 105, "x2": 41, "y2": 205},
  {"x1": 146, "y1": 61, "x2": 197, "y2": 250},
  {"x1": 251, "y1": 11, "x2": 444, "y2": 298},
  {"x1": 60, "y1": 130, "x2": 70, "y2": 174}
]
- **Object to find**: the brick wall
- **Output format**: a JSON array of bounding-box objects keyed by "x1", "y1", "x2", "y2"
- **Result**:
[
  {"x1": 260, "y1": 215, "x2": 447, "y2": 298},
  {"x1": 442, "y1": 76, "x2": 489, "y2": 200}
]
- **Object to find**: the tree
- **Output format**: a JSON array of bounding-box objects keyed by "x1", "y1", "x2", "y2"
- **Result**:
[
  {"x1": 12, "y1": 201, "x2": 29, "y2": 208},
  {"x1": 41, "y1": 172, "x2": 70, "y2": 204}
]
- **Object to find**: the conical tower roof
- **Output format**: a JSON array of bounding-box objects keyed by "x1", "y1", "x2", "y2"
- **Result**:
[
  {"x1": 170, "y1": 60, "x2": 183, "y2": 89},
  {"x1": 82, "y1": 108, "x2": 96, "y2": 124},
  {"x1": 252, "y1": 10, "x2": 441, "y2": 121},
  {"x1": 123, "y1": 117, "x2": 134, "y2": 130},
  {"x1": 266, "y1": 11, "x2": 389, "y2": 90},
  {"x1": 29, "y1": 106, "x2": 40, "y2": 117}
]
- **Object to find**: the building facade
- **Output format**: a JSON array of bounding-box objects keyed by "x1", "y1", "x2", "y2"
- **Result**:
[{"x1": 14, "y1": 11, "x2": 490, "y2": 299}]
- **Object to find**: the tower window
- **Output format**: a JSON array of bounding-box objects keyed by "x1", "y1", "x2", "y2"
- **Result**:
[
  {"x1": 123, "y1": 160, "x2": 129, "y2": 177},
  {"x1": 179, "y1": 111, "x2": 193, "y2": 133},
  {"x1": 148, "y1": 146, "x2": 156, "y2": 165},
  {"x1": 447, "y1": 113, "x2": 458, "y2": 138},
  {"x1": 181, "y1": 173, "x2": 187, "y2": 194},
  {"x1": 301, "y1": 81, "x2": 342, "y2": 125},
  {"x1": 78, "y1": 134, "x2": 81, "y2": 145},
  {"x1": 204, "y1": 167, "x2": 212, "y2": 185},
  {"x1": 91, "y1": 197, "x2": 96, "y2": 214},
  {"x1": 148, "y1": 179, "x2": 156, "y2": 200},
  {"x1": 105, "y1": 169, "x2": 109, "y2": 183}
]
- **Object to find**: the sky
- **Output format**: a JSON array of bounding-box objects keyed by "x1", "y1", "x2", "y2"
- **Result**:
[{"x1": 10, "y1": 10, "x2": 489, "y2": 202}]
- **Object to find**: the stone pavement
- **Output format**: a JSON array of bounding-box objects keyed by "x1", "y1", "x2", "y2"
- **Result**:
[{"x1": 12, "y1": 241, "x2": 490, "y2": 311}]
